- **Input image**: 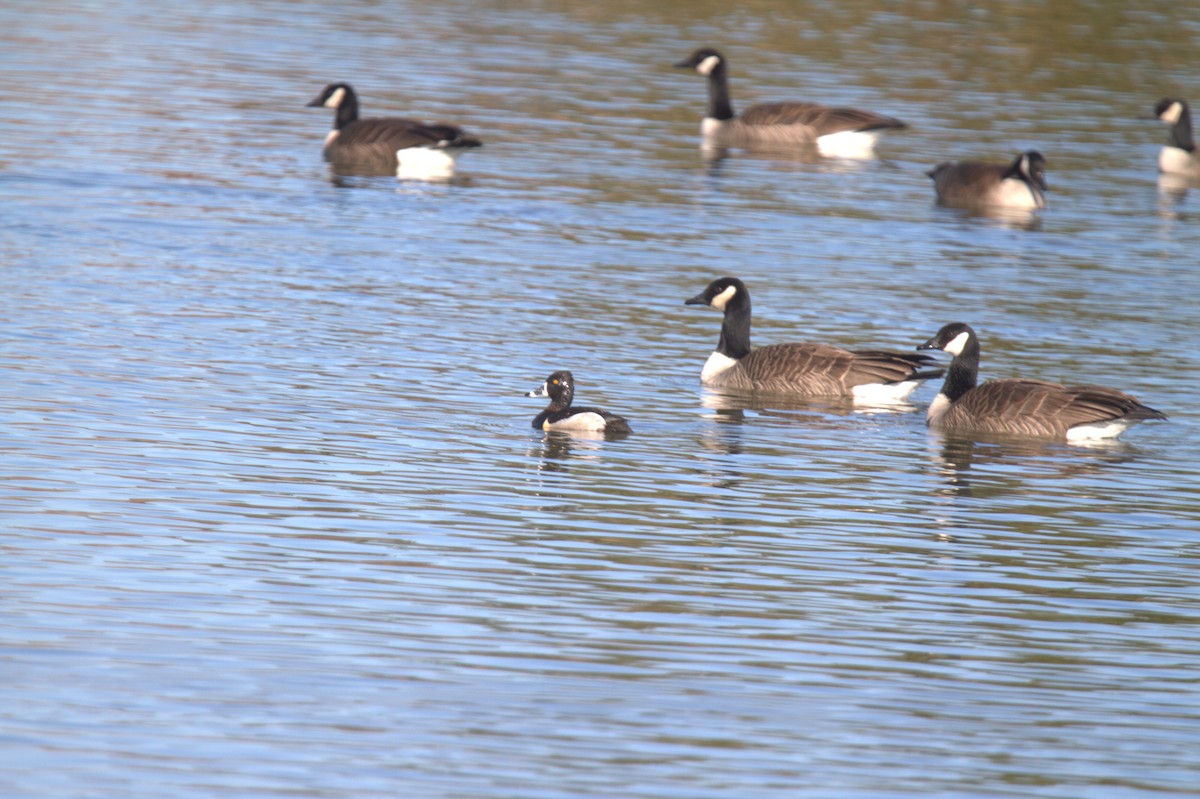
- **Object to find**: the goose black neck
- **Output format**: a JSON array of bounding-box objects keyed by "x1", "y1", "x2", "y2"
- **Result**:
[
  {"x1": 1169, "y1": 104, "x2": 1195, "y2": 151},
  {"x1": 941, "y1": 348, "x2": 980, "y2": 403},
  {"x1": 717, "y1": 291, "x2": 752, "y2": 359},
  {"x1": 335, "y1": 90, "x2": 360, "y2": 129},
  {"x1": 706, "y1": 64, "x2": 736, "y2": 121}
]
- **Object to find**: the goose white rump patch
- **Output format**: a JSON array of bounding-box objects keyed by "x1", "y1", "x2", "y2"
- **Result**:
[
  {"x1": 852, "y1": 379, "x2": 922, "y2": 404},
  {"x1": 816, "y1": 130, "x2": 881, "y2": 159},
  {"x1": 1066, "y1": 419, "x2": 1131, "y2": 443},
  {"x1": 396, "y1": 146, "x2": 459, "y2": 180}
]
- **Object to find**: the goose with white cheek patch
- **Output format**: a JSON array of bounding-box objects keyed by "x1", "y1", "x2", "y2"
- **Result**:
[
  {"x1": 674, "y1": 47, "x2": 906, "y2": 158},
  {"x1": 306, "y1": 82, "x2": 482, "y2": 178},
  {"x1": 526, "y1": 371, "x2": 632, "y2": 434},
  {"x1": 1148, "y1": 98, "x2": 1200, "y2": 179},
  {"x1": 927, "y1": 150, "x2": 1047, "y2": 210},
  {"x1": 917, "y1": 322, "x2": 1167, "y2": 442},
  {"x1": 684, "y1": 277, "x2": 942, "y2": 402}
]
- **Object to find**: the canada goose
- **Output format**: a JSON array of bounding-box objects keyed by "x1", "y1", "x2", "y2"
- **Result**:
[
  {"x1": 917, "y1": 322, "x2": 1167, "y2": 441},
  {"x1": 526, "y1": 371, "x2": 632, "y2": 434},
  {"x1": 1149, "y1": 98, "x2": 1200, "y2": 179},
  {"x1": 674, "y1": 47, "x2": 906, "y2": 157},
  {"x1": 305, "y1": 82, "x2": 481, "y2": 178},
  {"x1": 684, "y1": 277, "x2": 942, "y2": 401},
  {"x1": 927, "y1": 151, "x2": 1047, "y2": 210}
]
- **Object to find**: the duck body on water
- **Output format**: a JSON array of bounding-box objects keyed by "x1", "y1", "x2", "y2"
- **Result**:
[
  {"x1": 928, "y1": 151, "x2": 1048, "y2": 210},
  {"x1": 685, "y1": 277, "x2": 942, "y2": 402},
  {"x1": 674, "y1": 47, "x2": 906, "y2": 158},
  {"x1": 526, "y1": 371, "x2": 632, "y2": 435},
  {"x1": 1150, "y1": 97, "x2": 1200, "y2": 179},
  {"x1": 306, "y1": 82, "x2": 482, "y2": 179},
  {"x1": 918, "y1": 322, "x2": 1167, "y2": 442}
]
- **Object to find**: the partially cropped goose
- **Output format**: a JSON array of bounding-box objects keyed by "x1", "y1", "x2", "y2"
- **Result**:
[
  {"x1": 526, "y1": 371, "x2": 632, "y2": 434},
  {"x1": 927, "y1": 150, "x2": 1047, "y2": 210},
  {"x1": 306, "y1": 82, "x2": 481, "y2": 178},
  {"x1": 685, "y1": 277, "x2": 941, "y2": 402},
  {"x1": 674, "y1": 47, "x2": 906, "y2": 157},
  {"x1": 918, "y1": 322, "x2": 1167, "y2": 442},
  {"x1": 1149, "y1": 98, "x2": 1200, "y2": 179}
]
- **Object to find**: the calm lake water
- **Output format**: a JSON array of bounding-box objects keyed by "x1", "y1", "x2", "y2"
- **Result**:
[{"x1": 2, "y1": 1, "x2": 1199, "y2": 797}]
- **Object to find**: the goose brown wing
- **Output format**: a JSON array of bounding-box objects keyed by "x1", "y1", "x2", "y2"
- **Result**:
[
  {"x1": 741, "y1": 102, "x2": 905, "y2": 134},
  {"x1": 846, "y1": 349, "x2": 942, "y2": 385},
  {"x1": 735, "y1": 343, "x2": 851, "y2": 394},
  {"x1": 945, "y1": 379, "x2": 1154, "y2": 437},
  {"x1": 340, "y1": 117, "x2": 430, "y2": 145},
  {"x1": 945, "y1": 380, "x2": 1067, "y2": 436},
  {"x1": 929, "y1": 162, "x2": 1007, "y2": 205},
  {"x1": 733, "y1": 344, "x2": 874, "y2": 393},
  {"x1": 738, "y1": 343, "x2": 937, "y2": 394},
  {"x1": 1057, "y1": 385, "x2": 1167, "y2": 426},
  {"x1": 330, "y1": 118, "x2": 478, "y2": 168}
]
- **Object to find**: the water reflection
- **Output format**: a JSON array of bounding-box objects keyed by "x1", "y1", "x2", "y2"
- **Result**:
[
  {"x1": 927, "y1": 432, "x2": 1138, "y2": 499},
  {"x1": 326, "y1": 173, "x2": 477, "y2": 189},
  {"x1": 699, "y1": 386, "x2": 919, "y2": 417},
  {"x1": 697, "y1": 143, "x2": 893, "y2": 178},
  {"x1": 699, "y1": 142, "x2": 825, "y2": 165},
  {"x1": 929, "y1": 203, "x2": 1044, "y2": 231},
  {"x1": 696, "y1": 406, "x2": 747, "y2": 458},
  {"x1": 527, "y1": 429, "x2": 629, "y2": 474},
  {"x1": 1156, "y1": 172, "x2": 1197, "y2": 210}
]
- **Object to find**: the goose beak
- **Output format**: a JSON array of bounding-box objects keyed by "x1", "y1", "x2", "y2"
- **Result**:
[
  {"x1": 684, "y1": 292, "x2": 708, "y2": 306},
  {"x1": 916, "y1": 337, "x2": 940, "y2": 351},
  {"x1": 526, "y1": 383, "x2": 548, "y2": 398},
  {"x1": 674, "y1": 58, "x2": 695, "y2": 69},
  {"x1": 305, "y1": 95, "x2": 326, "y2": 108}
]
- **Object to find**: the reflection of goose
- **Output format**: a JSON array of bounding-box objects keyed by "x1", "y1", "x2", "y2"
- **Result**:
[
  {"x1": 685, "y1": 277, "x2": 942, "y2": 402},
  {"x1": 698, "y1": 386, "x2": 917, "y2": 419},
  {"x1": 929, "y1": 435, "x2": 1143, "y2": 502},
  {"x1": 918, "y1": 322, "x2": 1167, "y2": 442},
  {"x1": 674, "y1": 47, "x2": 906, "y2": 158},
  {"x1": 1149, "y1": 98, "x2": 1200, "y2": 180},
  {"x1": 928, "y1": 151, "x2": 1047, "y2": 210},
  {"x1": 526, "y1": 371, "x2": 632, "y2": 435},
  {"x1": 306, "y1": 83, "x2": 481, "y2": 178}
]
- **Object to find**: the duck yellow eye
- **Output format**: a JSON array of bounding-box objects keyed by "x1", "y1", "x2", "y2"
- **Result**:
[{"x1": 552, "y1": 379, "x2": 559, "y2": 385}]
